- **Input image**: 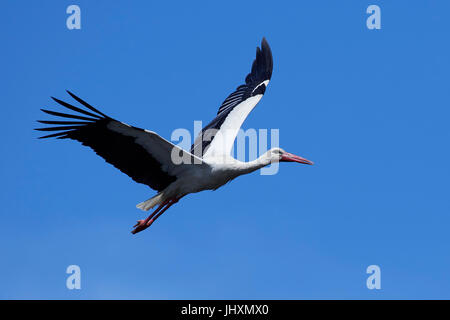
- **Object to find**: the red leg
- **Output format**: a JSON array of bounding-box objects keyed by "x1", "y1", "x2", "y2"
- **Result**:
[
  {"x1": 131, "y1": 199, "x2": 169, "y2": 234},
  {"x1": 145, "y1": 197, "x2": 180, "y2": 228},
  {"x1": 131, "y1": 197, "x2": 180, "y2": 234}
]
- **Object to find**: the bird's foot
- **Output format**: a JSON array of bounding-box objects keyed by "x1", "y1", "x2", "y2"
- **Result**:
[{"x1": 131, "y1": 219, "x2": 153, "y2": 234}]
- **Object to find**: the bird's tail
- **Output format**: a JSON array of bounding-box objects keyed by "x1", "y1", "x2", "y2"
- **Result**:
[{"x1": 136, "y1": 193, "x2": 164, "y2": 211}]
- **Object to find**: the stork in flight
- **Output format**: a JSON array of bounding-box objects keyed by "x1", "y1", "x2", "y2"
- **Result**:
[{"x1": 36, "y1": 38, "x2": 313, "y2": 234}]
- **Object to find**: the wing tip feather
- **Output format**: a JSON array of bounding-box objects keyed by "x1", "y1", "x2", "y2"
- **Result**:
[{"x1": 245, "y1": 37, "x2": 273, "y2": 85}]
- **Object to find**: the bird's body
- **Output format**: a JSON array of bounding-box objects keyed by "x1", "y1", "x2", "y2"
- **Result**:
[
  {"x1": 36, "y1": 38, "x2": 313, "y2": 234},
  {"x1": 136, "y1": 153, "x2": 270, "y2": 211}
]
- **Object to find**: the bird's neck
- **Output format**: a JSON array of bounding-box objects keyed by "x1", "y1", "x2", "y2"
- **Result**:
[{"x1": 238, "y1": 154, "x2": 273, "y2": 174}]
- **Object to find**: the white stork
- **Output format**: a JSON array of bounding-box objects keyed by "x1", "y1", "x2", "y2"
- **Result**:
[{"x1": 36, "y1": 38, "x2": 313, "y2": 234}]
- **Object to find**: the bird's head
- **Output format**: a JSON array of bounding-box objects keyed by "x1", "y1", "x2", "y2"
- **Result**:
[{"x1": 267, "y1": 147, "x2": 314, "y2": 165}]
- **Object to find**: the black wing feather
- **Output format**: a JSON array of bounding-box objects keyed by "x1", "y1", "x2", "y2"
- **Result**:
[
  {"x1": 51, "y1": 97, "x2": 103, "y2": 119},
  {"x1": 66, "y1": 90, "x2": 109, "y2": 118},
  {"x1": 40, "y1": 109, "x2": 96, "y2": 121},
  {"x1": 37, "y1": 120, "x2": 89, "y2": 125},
  {"x1": 38, "y1": 130, "x2": 79, "y2": 139}
]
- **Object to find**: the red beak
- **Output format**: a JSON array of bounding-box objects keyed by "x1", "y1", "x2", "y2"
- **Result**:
[{"x1": 280, "y1": 152, "x2": 314, "y2": 165}]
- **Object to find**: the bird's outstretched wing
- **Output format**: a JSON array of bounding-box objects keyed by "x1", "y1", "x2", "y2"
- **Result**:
[
  {"x1": 36, "y1": 91, "x2": 202, "y2": 191},
  {"x1": 190, "y1": 37, "x2": 273, "y2": 158}
]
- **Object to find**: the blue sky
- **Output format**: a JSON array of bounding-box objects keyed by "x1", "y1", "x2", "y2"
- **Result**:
[{"x1": 1, "y1": 1, "x2": 449, "y2": 299}]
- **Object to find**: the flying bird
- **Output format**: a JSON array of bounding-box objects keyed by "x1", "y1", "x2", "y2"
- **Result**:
[{"x1": 36, "y1": 38, "x2": 313, "y2": 234}]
